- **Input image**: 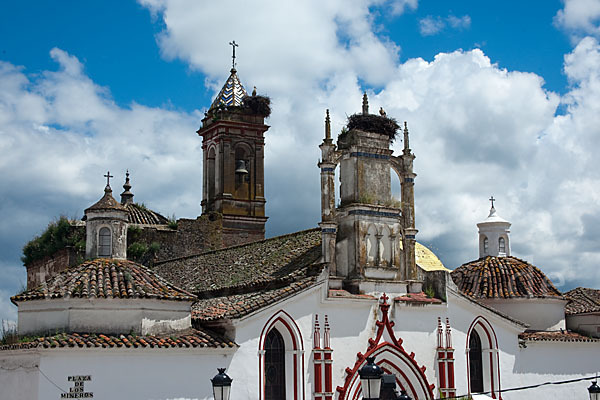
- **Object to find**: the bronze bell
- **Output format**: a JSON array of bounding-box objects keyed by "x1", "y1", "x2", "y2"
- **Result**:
[{"x1": 235, "y1": 159, "x2": 248, "y2": 174}]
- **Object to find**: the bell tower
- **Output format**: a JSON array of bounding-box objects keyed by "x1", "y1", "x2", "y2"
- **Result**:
[{"x1": 197, "y1": 42, "x2": 270, "y2": 246}]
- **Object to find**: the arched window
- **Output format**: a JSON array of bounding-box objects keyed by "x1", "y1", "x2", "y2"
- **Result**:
[
  {"x1": 98, "y1": 227, "x2": 111, "y2": 257},
  {"x1": 483, "y1": 237, "x2": 489, "y2": 254},
  {"x1": 207, "y1": 147, "x2": 216, "y2": 208},
  {"x1": 467, "y1": 317, "x2": 501, "y2": 398},
  {"x1": 259, "y1": 310, "x2": 304, "y2": 400},
  {"x1": 469, "y1": 331, "x2": 484, "y2": 393},
  {"x1": 265, "y1": 329, "x2": 286, "y2": 400},
  {"x1": 499, "y1": 237, "x2": 506, "y2": 254}
]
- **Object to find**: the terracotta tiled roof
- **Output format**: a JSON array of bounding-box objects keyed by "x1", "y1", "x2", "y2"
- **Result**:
[
  {"x1": 451, "y1": 256, "x2": 562, "y2": 299},
  {"x1": 395, "y1": 292, "x2": 442, "y2": 304},
  {"x1": 564, "y1": 287, "x2": 600, "y2": 315},
  {"x1": 193, "y1": 266, "x2": 322, "y2": 321},
  {"x1": 126, "y1": 203, "x2": 169, "y2": 225},
  {"x1": 0, "y1": 329, "x2": 236, "y2": 351},
  {"x1": 85, "y1": 187, "x2": 126, "y2": 212},
  {"x1": 519, "y1": 330, "x2": 600, "y2": 343},
  {"x1": 11, "y1": 259, "x2": 196, "y2": 304},
  {"x1": 154, "y1": 228, "x2": 322, "y2": 293}
]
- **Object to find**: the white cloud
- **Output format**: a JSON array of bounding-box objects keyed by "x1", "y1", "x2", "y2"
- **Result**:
[
  {"x1": 555, "y1": 0, "x2": 600, "y2": 40},
  {"x1": 389, "y1": 0, "x2": 418, "y2": 16},
  {"x1": 447, "y1": 15, "x2": 471, "y2": 30},
  {"x1": 419, "y1": 16, "x2": 445, "y2": 36},
  {"x1": 419, "y1": 14, "x2": 471, "y2": 36}
]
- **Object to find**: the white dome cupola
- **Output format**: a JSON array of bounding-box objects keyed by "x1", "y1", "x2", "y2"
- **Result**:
[{"x1": 477, "y1": 197, "x2": 511, "y2": 258}]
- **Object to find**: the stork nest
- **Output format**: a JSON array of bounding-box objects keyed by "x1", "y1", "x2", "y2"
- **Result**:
[
  {"x1": 240, "y1": 94, "x2": 271, "y2": 117},
  {"x1": 346, "y1": 113, "x2": 399, "y2": 139}
]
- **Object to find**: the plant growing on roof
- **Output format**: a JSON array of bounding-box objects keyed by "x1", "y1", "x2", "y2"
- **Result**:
[{"x1": 21, "y1": 216, "x2": 85, "y2": 265}]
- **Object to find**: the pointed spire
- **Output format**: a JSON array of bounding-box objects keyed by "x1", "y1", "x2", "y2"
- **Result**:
[
  {"x1": 120, "y1": 170, "x2": 134, "y2": 205},
  {"x1": 437, "y1": 317, "x2": 444, "y2": 348},
  {"x1": 445, "y1": 318, "x2": 452, "y2": 349},
  {"x1": 362, "y1": 92, "x2": 369, "y2": 115},
  {"x1": 325, "y1": 109, "x2": 331, "y2": 140},
  {"x1": 313, "y1": 314, "x2": 321, "y2": 349},
  {"x1": 403, "y1": 121, "x2": 411, "y2": 154},
  {"x1": 324, "y1": 314, "x2": 331, "y2": 349}
]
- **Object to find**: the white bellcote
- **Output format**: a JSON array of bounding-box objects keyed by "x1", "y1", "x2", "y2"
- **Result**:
[{"x1": 477, "y1": 197, "x2": 511, "y2": 258}]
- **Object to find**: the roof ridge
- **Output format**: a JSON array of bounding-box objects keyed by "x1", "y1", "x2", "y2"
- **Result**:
[{"x1": 155, "y1": 227, "x2": 320, "y2": 266}]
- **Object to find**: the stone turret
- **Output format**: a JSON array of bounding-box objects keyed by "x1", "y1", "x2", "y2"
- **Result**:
[
  {"x1": 84, "y1": 172, "x2": 128, "y2": 259},
  {"x1": 318, "y1": 95, "x2": 421, "y2": 293}
]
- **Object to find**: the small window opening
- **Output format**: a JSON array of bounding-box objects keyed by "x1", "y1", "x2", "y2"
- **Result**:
[
  {"x1": 499, "y1": 237, "x2": 506, "y2": 254},
  {"x1": 98, "y1": 227, "x2": 111, "y2": 257}
]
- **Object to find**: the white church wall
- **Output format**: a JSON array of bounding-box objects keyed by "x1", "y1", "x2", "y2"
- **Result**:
[
  {"x1": 32, "y1": 348, "x2": 233, "y2": 400},
  {"x1": 17, "y1": 298, "x2": 192, "y2": 335},
  {"x1": 0, "y1": 352, "x2": 40, "y2": 400},
  {"x1": 481, "y1": 298, "x2": 567, "y2": 331},
  {"x1": 566, "y1": 313, "x2": 600, "y2": 338},
  {"x1": 505, "y1": 341, "x2": 600, "y2": 399}
]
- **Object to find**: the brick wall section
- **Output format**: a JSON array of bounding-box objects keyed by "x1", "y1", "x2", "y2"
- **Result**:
[
  {"x1": 131, "y1": 214, "x2": 224, "y2": 262},
  {"x1": 26, "y1": 246, "x2": 82, "y2": 290}
]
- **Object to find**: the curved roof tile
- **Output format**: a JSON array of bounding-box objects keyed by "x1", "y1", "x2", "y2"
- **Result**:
[
  {"x1": 12, "y1": 259, "x2": 196, "y2": 303},
  {"x1": 451, "y1": 256, "x2": 562, "y2": 299}
]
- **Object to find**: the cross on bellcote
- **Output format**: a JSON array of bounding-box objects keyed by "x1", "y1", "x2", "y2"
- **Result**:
[
  {"x1": 229, "y1": 40, "x2": 238, "y2": 69},
  {"x1": 489, "y1": 196, "x2": 495, "y2": 208},
  {"x1": 104, "y1": 171, "x2": 114, "y2": 187}
]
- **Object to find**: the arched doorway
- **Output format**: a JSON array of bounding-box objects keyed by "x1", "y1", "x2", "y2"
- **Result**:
[
  {"x1": 265, "y1": 329, "x2": 286, "y2": 400},
  {"x1": 469, "y1": 330, "x2": 484, "y2": 393}
]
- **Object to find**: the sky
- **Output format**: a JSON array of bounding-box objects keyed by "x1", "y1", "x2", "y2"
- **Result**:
[{"x1": 1, "y1": 0, "x2": 600, "y2": 325}]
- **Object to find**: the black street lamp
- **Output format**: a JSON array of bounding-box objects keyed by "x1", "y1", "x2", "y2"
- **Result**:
[
  {"x1": 589, "y1": 378, "x2": 600, "y2": 400},
  {"x1": 211, "y1": 368, "x2": 232, "y2": 400},
  {"x1": 359, "y1": 356, "x2": 384, "y2": 400}
]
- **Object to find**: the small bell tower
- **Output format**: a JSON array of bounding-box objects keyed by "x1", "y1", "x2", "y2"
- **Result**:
[
  {"x1": 84, "y1": 171, "x2": 128, "y2": 259},
  {"x1": 477, "y1": 197, "x2": 511, "y2": 258},
  {"x1": 197, "y1": 42, "x2": 270, "y2": 246}
]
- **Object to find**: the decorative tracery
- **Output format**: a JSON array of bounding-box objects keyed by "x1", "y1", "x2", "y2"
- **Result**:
[{"x1": 336, "y1": 294, "x2": 435, "y2": 400}]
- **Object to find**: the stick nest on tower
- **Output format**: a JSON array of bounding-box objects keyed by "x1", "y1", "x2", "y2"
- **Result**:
[
  {"x1": 346, "y1": 113, "x2": 399, "y2": 139},
  {"x1": 240, "y1": 94, "x2": 271, "y2": 117}
]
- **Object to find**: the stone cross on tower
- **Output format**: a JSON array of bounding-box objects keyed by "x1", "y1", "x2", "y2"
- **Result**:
[
  {"x1": 229, "y1": 40, "x2": 238, "y2": 69},
  {"x1": 104, "y1": 171, "x2": 114, "y2": 189}
]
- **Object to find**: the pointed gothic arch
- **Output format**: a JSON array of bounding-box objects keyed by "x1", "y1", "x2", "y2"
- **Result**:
[
  {"x1": 466, "y1": 316, "x2": 502, "y2": 399},
  {"x1": 259, "y1": 310, "x2": 305, "y2": 400},
  {"x1": 337, "y1": 294, "x2": 435, "y2": 400}
]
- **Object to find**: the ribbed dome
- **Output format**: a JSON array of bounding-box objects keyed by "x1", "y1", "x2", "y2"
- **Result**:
[{"x1": 451, "y1": 256, "x2": 562, "y2": 299}]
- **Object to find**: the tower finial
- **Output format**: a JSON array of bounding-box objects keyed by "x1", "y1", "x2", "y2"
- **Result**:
[
  {"x1": 362, "y1": 92, "x2": 369, "y2": 115},
  {"x1": 403, "y1": 121, "x2": 410, "y2": 153},
  {"x1": 325, "y1": 109, "x2": 331, "y2": 140},
  {"x1": 121, "y1": 170, "x2": 134, "y2": 205},
  {"x1": 104, "y1": 171, "x2": 114, "y2": 192},
  {"x1": 489, "y1": 195, "x2": 495, "y2": 209},
  {"x1": 229, "y1": 40, "x2": 238, "y2": 70},
  {"x1": 252, "y1": 86, "x2": 257, "y2": 96}
]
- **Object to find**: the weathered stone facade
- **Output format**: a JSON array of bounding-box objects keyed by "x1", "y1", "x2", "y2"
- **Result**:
[{"x1": 318, "y1": 96, "x2": 421, "y2": 294}]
